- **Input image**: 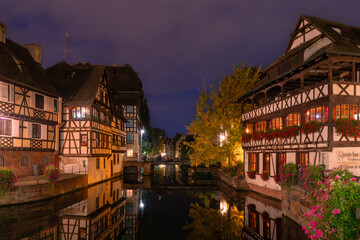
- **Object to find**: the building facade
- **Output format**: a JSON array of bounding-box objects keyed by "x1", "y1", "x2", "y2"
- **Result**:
[
  {"x1": 46, "y1": 62, "x2": 126, "y2": 184},
  {"x1": 106, "y1": 65, "x2": 144, "y2": 162},
  {"x1": 238, "y1": 15, "x2": 360, "y2": 195},
  {"x1": 0, "y1": 23, "x2": 62, "y2": 177}
]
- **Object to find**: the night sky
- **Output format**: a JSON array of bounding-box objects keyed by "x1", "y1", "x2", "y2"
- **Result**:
[{"x1": 1, "y1": 0, "x2": 360, "y2": 137}]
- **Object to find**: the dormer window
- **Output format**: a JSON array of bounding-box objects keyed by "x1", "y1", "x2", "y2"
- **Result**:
[{"x1": 71, "y1": 107, "x2": 90, "y2": 119}]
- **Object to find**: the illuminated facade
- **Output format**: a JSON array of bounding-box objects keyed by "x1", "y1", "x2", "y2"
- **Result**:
[{"x1": 238, "y1": 15, "x2": 360, "y2": 197}]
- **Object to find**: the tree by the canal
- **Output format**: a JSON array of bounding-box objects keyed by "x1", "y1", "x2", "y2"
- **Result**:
[{"x1": 186, "y1": 64, "x2": 260, "y2": 167}]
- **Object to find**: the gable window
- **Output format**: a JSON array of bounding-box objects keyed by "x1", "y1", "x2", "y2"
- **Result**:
[
  {"x1": 248, "y1": 153, "x2": 259, "y2": 173},
  {"x1": 81, "y1": 134, "x2": 88, "y2": 146},
  {"x1": 54, "y1": 99, "x2": 58, "y2": 113},
  {"x1": 285, "y1": 113, "x2": 301, "y2": 126},
  {"x1": 269, "y1": 117, "x2": 283, "y2": 130},
  {"x1": 305, "y1": 106, "x2": 328, "y2": 123},
  {"x1": 71, "y1": 107, "x2": 90, "y2": 119},
  {"x1": 21, "y1": 156, "x2": 28, "y2": 166},
  {"x1": 0, "y1": 82, "x2": 10, "y2": 102},
  {"x1": 35, "y1": 94, "x2": 44, "y2": 109},
  {"x1": 32, "y1": 124, "x2": 41, "y2": 139},
  {"x1": 0, "y1": 119, "x2": 11, "y2": 136}
]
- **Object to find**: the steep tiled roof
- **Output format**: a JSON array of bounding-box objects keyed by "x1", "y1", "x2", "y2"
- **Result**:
[
  {"x1": 46, "y1": 62, "x2": 104, "y2": 106},
  {"x1": 0, "y1": 39, "x2": 61, "y2": 97}
]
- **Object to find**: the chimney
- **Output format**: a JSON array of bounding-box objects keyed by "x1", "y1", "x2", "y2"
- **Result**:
[
  {"x1": 0, "y1": 23, "x2": 6, "y2": 44},
  {"x1": 24, "y1": 44, "x2": 42, "y2": 64}
]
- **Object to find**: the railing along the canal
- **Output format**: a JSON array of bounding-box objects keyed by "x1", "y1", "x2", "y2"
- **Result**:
[{"x1": 61, "y1": 165, "x2": 87, "y2": 175}]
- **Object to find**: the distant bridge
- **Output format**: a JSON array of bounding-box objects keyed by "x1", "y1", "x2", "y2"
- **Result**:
[{"x1": 151, "y1": 160, "x2": 191, "y2": 165}]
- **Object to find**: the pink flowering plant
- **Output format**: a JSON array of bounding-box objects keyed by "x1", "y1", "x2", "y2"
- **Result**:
[
  {"x1": 44, "y1": 164, "x2": 60, "y2": 184},
  {"x1": 303, "y1": 168, "x2": 360, "y2": 240},
  {"x1": 278, "y1": 163, "x2": 297, "y2": 189},
  {"x1": 300, "y1": 165, "x2": 324, "y2": 197},
  {"x1": 0, "y1": 167, "x2": 17, "y2": 195}
]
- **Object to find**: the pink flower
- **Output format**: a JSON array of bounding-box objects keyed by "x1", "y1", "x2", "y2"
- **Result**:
[
  {"x1": 350, "y1": 177, "x2": 356, "y2": 181},
  {"x1": 332, "y1": 209, "x2": 341, "y2": 215},
  {"x1": 334, "y1": 175, "x2": 340, "y2": 180}
]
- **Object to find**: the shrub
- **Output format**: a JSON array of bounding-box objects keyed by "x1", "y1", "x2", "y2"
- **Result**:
[
  {"x1": 260, "y1": 170, "x2": 270, "y2": 181},
  {"x1": 279, "y1": 163, "x2": 297, "y2": 188},
  {"x1": 303, "y1": 172, "x2": 360, "y2": 240},
  {"x1": 301, "y1": 165, "x2": 324, "y2": 196},
  {"x1": 223, "y1": 162, "x2": 244, "y2": 178},
  {"x1": 44, "y1": 164, "x2": 60, "y2": 184},
  {"x1": 0, "y1": 167, "x2": 16, "y2": 194},
  {"x1": 326, "y1": 166, "x2": 354, "y2": 181}
]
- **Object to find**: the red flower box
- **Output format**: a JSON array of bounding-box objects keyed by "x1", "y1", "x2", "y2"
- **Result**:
[
  {"x1": 302, "y1": 121, "x2": 322, "y2": 134},
  {"x1": 247, "y1": 170, "x2": 256, "y2": 179}
]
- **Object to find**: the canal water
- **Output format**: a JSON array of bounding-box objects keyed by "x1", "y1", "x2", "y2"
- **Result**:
[{"x1": 0, "y1": 165, "x2": 307, "y2": 240}]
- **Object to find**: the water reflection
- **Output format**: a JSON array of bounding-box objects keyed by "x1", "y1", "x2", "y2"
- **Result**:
[{"x1": 0, "y1": 165, "x2": 307, "y2": 240}]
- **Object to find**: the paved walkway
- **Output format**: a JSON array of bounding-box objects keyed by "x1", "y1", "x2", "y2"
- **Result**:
[{"x1": 15, "y1": 173, "x2": 82, "y2": 186}]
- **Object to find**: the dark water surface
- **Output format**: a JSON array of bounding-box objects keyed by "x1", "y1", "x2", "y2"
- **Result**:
[{"x1": 0, "y1": 165, "x2": 307, "y2": 239}]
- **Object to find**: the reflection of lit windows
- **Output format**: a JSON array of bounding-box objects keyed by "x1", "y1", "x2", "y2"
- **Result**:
[
  {"x1": 71, "y1": 107, "x2": 90, "y2": 119},
  {"x1": 127, "y1": 149, "x2": 134, "y2": 158},
  {"x1": 220, "y1": 198, "x2": 228, "y2": 214},
  {"x1": 79, "y1": 228, "x2": 87, "y2": 240},
  {"x1": 262, "y1": 213, "x2": 270, "y2": 239},
  {"x1": 249, "y1": 210, "x2": 259, "y2": 233}
]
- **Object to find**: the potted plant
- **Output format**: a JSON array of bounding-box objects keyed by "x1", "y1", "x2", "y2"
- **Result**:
[
  {"x1": 260, "y1": 170, "x2": 270, "y2": 181},
  {"x1": 247, "y1": 169, "x2": 256, "y2": 179},
  {"x1": 334, "y1": 118, "x2": 360, "y2": 138}
]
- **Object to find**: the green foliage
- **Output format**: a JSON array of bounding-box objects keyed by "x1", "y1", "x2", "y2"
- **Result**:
[
  {"x1": 0, "y1": 167, "x2": 16, "y2": 194},
  {"x1": 327, "y1": 167, "x2": 354, "y2": 181},
  {"x1": 300, "y1": 165, "x2": 324, "y2": 195},
  {"x1": 144, "y1": 127, "x2": 166, "y2": 157},
  {"x1": 279, "y1": 163, "x2": 297, "y2": 188},
  {"x1": 186, "y1": 64, "x2": 261, "y2": 167},
  {"x1": 44, "y1": 164, "x2": 60, "y2": 184},
  {"x1": 184, "y1": 203, "x2": 243, "y2": 240},
  {"x1": 223, "y1": 162, "x2": 244, "y2": 177},
  {"x1": 303, "y1": 171, "x2": 360, "y2": 240}
]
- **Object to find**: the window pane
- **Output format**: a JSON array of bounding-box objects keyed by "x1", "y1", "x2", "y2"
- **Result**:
[
  {"x1": 35, "y1": 94, "x2": 44, "y2": 109},
  {"x1": 126, "y1": 106, "x2": 134, "y2": 113}
]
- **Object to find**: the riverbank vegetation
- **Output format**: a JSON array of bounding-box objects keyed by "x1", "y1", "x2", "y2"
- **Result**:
[{"x1": 186, "y1": 64, "x2": 260, "y2": 171}]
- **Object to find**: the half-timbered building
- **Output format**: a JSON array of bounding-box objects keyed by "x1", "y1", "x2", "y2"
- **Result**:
[
  {"x1": 238, "y1": 15, "x2": 360, "y2": 196},
  {"x1": 106, "y1": 65, "x2": 144, "y2": 162},
  {"x1": 46, "y1": 62, "x2": 126, "y2": 184},
  {"x1": 0, "y1": 22, "x2": 62, "y2": 177}
]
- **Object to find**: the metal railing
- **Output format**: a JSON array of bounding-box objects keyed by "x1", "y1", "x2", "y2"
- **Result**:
[{"x1": 61, "y1": 165, "x2": 87, "y2": 175}]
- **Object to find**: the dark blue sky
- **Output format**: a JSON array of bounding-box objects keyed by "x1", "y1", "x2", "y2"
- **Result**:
[{"x1": 1, "y1": 0, "x2": 360, "y2": 137}]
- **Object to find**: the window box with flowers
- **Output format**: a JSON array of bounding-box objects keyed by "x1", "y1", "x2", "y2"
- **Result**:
[
  {"x1": 260, "y1": 170, "x2": 270, "y2": 181},
  {"x1": 247, "y1": 169, "x2": 256, "y2": 179},
  {"x1": 264, "y1": 128, "x2": 280, "y2": 141},
  {"x1": 334, "y1": 118, "x2": 360, "y2": 138},
  {"x1": 279, "y1": 125, "x2": 301, "y2": 139},
  {"x1": 302, "y1": 121, "x2": 322, "y2": 134},
  {"x1": 252, "y1": 131, "x2": 265, "y2": 141},
  {"x1": 241, "y1": 133, "x2": 252, "y2": 144},
  {"x1": 274, "y1": 173, "x2": 280, "y2": 184}
]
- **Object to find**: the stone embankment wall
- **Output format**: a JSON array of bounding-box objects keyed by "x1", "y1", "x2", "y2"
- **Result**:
[
  {"x1": 212, "y1": 168, "x2": 249, "y2": 190},
  {"x1": 281, "y1": 185, "x2": 312, "y2": 227},
  {"x1": 0, "y1": 175, "x2": 88, "y2": 206}
]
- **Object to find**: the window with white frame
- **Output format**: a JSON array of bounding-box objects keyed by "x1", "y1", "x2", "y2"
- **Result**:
[
  {"x1": 32, "y1": 123, "x2": 41, "y2": 138},
  {"x1": 0, "y1": 119, "x2": 11, "y2": 136},
  {"x1": 0, "y1": 82, "x2": 10, "y2": 102}
]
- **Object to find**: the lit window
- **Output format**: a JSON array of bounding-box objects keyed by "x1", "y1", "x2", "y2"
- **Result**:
[
  {"x1": 127, "y1": 149, "x2": 134, "y2": 158},
  {"x1": 81, "y1": 134, "x2": 87, "y2": 146},
  {"x1": 0, "y1": 119, "x2": 11, "y2": 136},
  {"x1": 245, "y1": 123, "x2": 253, "y2": 134},
  {"x1": 71, "y1": 107, "x2": 90, "y2": 119},
  {"x1": 248, "y1": 153, "x2": 258, "y2": 172},
  {"x1": 285, "y1": 113, "x2": 301, "y2": 126},
  {"x1": 255, "y1": 121, "x2": 266, "y2": 132},
  {"x1": 269, "y1": 117, "x2": 283, "y2": 130}
]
